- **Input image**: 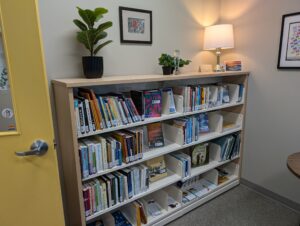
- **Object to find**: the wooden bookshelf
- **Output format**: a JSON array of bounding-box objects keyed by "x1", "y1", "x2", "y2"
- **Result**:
[{"x1": 52, "y1": 71, "x2": 249, "y2": 226}]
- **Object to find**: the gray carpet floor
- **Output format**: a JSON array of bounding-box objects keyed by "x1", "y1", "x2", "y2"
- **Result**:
[{"x1": 167, "y1": 184, "x2": 300, "y2": 226}]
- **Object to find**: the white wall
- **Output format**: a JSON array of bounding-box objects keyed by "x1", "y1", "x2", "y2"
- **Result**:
[
  {"x1": 38, "y1": 0, "x2": 220, "y2": 79},
  {"x1": 220, "y1": 0, "x2": 300, "y2": 204}
]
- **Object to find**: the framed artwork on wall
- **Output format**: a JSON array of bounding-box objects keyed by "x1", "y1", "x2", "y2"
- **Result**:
[
  {"x1": 119, "y1": 7, "x2": 152, "y2": 44},
  {"x1": 278, "y1": 12, "x2": 300, "y2": 69}
]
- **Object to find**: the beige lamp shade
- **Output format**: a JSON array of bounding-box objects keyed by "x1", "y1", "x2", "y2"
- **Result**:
[{"x1": 203, "y1": 24, "x2": 234, "y2": 50}]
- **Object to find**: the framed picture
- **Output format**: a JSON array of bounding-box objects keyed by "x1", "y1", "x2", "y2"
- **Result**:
[
  {"x1": 119, "y1": 7, "x2": 152, "y2": 44},
  {"x1": 278, "y1": 12, "x2": 300, "y2": 69},
  {"x1": 224, "y1": 60, "x2": 242, "y2": 71}
]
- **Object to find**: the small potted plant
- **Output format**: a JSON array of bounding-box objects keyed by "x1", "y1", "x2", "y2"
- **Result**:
[
  {"x1": 73, "y1": 7, "x2": 113, "y2": 79},
  {"x1": 158, "y1": 53, "x2": 174, "y2": 75},
  {"x1": 158, "y1": 53, "x2": 192, "y2": 75}
]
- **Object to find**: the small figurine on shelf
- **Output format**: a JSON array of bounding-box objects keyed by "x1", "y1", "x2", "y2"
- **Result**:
[{"x1": 173, "y1": 49, "x2": 180, "y2": 75}]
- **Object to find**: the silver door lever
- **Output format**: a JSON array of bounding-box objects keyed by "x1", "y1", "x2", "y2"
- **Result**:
[{"x1": 15, "y1": 140, "x2": 48, "y2": 156}]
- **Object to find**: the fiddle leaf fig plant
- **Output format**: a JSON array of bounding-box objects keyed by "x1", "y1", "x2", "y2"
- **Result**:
[{"x1": 73, "y1": 7, "x2": 113, "y2": 57}]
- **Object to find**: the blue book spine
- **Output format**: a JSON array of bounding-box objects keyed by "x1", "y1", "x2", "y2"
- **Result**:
[
  {"x1": 80, "y1": 146, "x2": 89, "y2": 178},
  {"x1": 116, "y1": 141, "x2": 122, "y2": 166},
  {"x1": 238, "y1": 84, "x2": 244, "y2": 102}
]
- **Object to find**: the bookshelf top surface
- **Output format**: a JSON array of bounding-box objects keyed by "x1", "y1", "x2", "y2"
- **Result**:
[{"x1": 52, "y1": 71, "x2": 250, "y2": 88}]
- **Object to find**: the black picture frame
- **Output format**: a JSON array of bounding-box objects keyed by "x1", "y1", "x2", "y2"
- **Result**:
[
  {"x1": 277, "y1": 12, "x2": 300, "y2": 69},
  {"x1": 119, "y1": 7, "x2": 152, "y2": 44}
]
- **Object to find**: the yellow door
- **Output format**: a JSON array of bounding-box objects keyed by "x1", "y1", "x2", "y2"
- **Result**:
[{"x1": 0, "y1": 1, "x2": 65, "y2": 226}]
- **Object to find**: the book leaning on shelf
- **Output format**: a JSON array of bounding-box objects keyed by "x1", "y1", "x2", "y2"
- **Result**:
[
  {"x1": 163, "y1": 112, "x2": 210, "y2": 145},
  {"x1": 210, "y1": 133, "x2": 241, "y2": 161}
]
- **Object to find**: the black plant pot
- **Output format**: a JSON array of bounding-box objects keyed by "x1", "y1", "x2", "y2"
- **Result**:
[
  {"x1": 162, "y1": 66, "x2": 173, "y2": 75},
  {"x1": 82, "y1": 56, "x2": 103, "y2": 79}
]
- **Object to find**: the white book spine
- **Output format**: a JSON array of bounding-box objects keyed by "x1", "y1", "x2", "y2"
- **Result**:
[
  {"x1": 74, "y1": 99, "x2": 81, "y2": 136},
  {"x1": 78, "y1": 101, "x2": 86, "y2": 134},
  {"x1": 84, "y1": 99, "x2": 94, "y2": 133},
  {"x1": 123, "y1": 175, "x2": 129, "y2": 200},
  {"x1": 96, "y1": 143, "x2": 103, "y2": 172},
  {"x1": 117, "y1": 100, "x2": 128, "y2": 124},
  {"x1": 101, "y1": 138, "x2": 108, "y2": 170}
]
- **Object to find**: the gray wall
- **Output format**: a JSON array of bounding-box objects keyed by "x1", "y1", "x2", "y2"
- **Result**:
[
  {"x1": 38, "y1": 0, "x2": 220, "y2": 79},
  {"x1": 221, "y1": 0, "x2": 300, "y2": 204}
]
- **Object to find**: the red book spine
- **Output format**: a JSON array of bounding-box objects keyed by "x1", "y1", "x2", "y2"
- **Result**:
[{"x1": 83, "y1": 187, "x2": 91, "y2": 217}]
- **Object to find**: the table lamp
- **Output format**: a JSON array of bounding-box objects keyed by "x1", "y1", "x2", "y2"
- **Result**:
[{"x1": 203, "y1": 24, "x2": 234, "y2": 72}]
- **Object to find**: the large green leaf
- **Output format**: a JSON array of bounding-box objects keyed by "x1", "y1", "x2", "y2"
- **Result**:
[
  {"x1": 94, "y1": 40, "x2": 113, "y2": 55},
  {"x1": 94, "y1": 31, "x2": 107, "y2": 44},
  {"x1": 97, "y1": 21, "x2": 113, "y2": 32},
  {"x1": 94, "y1": 8, "x2": 108, "y2": 22},
  {"x1": 73, "y1": 19, "x2": 88, "y2": 31},
  {"x1": 76, "y1": 30, "x2": 94, "y2": 55},
  {"x1": 77, "y1": 7, "x2": 96, "y2": 28}
]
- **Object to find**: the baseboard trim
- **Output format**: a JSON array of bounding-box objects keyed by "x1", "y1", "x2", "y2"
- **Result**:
[{"x1": 241, "y1": 178, "x2": 300, "y2": 213}]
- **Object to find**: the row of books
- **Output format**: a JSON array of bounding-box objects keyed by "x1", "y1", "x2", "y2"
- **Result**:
[
  {"x1": 79, "y1": 128, "x2": 144, "y2": 179},
  {"x1": 83, "y1": 164, "x2": 150, "y2": 217},
  {"x1": 74, "y1": 88, "x2": 142, "y2": 136},
  {"x1": 211, "y1": 133, "x2": 241, "y2": 161},
  {"x1": 173, "y1": 83, "x2": 244, "y2": 113},
  {"x1": 163, "y1": 113, "x2": 210, "y2": 145},
  {"x1": 74, "y1": 83, "x2": 244, "y2": 137}
]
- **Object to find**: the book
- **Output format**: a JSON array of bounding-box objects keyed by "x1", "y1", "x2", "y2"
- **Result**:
[
  {"x1": 199, "y1": 113, "x2": 209, "y2": 134},
  {"x1": 112, "y1": 210, "x2": 132, "y2": 226},
  {"x1": 79, "y1": 142, "x2": 89, "y2": 178},
  {"x1": 144, "y1": 90, "x2": 162, "y2": 118},
  {"x1": 130, "y1": 90, "x2": 144, "y2": 120},
  {"x1": 190, "y1": 143, "x2": 209, "y2": 167},
  {"x1": 147, "y1": 122, "x2": 164, "y2": 148},
  {"x1": 145, "y1": 156, "x2": 168, "y2": 182},
  {"x1": 78, "y1": 88, "x2": 103, "y2": 130},
  {"x1": 146, "y1": 199, "x2": 163, "y2": 217},
  {"x1": 162, "y1": 88, "x2": 177, "y2": 114}
]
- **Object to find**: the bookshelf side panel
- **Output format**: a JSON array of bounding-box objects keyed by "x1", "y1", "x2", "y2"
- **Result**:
[{"x1": 53, "y1": 84, "x2": 85, "y2": 226}]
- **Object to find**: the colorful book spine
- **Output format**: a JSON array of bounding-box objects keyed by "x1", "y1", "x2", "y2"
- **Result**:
[{"x1": 79, "y1": 144, "x2": 89, "y2": 179}]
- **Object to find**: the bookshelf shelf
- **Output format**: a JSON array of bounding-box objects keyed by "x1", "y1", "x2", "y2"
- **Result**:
[
  {"x1": 52, "y1": 71, "x2": 249, "y2": 226},
  {"x1": 82, "y1": 127, "x2": 242, "y2": 182},
  {"x1": 78, "y1": 101, "x2": 244, "y2": 138},
  {"x1": 86, "y1": 156, "x2": 239, "y2": 223},
  {"x1": 86, "y1": 171, "x2": 181, "y2": 223},
  {"x1": 147, "y1": 175, "x2": 239, "y2": 226}
]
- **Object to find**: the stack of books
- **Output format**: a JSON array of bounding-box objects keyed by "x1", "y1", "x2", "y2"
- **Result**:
[
  {"x1": 83, "y1": 164, "x2": 150, "y2": 217},
  {"x1": 79, "y1": 129, "x2": 144, "y2": 179}
]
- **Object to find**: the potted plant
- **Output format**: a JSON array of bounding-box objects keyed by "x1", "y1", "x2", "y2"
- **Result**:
[
  {"x1": 158, "y1": 54, "x2": 174, "y2": 75},
  {"x1": 73, "y1": 7, "x2": 113, "y2": 79},
  {"x1": 158, "y1": 53, "x2": 191, "y2": 75}
]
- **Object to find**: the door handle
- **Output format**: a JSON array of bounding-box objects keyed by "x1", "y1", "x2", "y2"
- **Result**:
[{"x1": 15, "y1": 140, "x2": 48, "y2": 157}]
